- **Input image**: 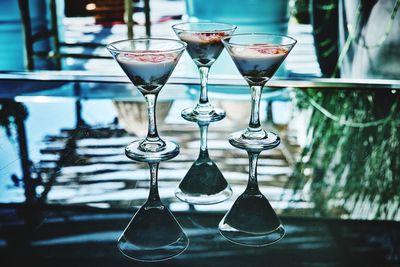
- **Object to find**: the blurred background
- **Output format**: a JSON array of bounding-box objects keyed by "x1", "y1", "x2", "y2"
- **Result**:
[{"x1": 0, "y1": 0, "x2": 321, "y2": 76}]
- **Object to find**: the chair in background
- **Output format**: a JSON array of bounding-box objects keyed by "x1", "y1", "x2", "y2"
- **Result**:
[{"x1": 18, "y1": 0, "x2": 151, "y2": 70}]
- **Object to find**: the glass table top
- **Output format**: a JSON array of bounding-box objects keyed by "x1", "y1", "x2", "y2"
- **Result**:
[{"x1": 0, "y1": 72, "x2": 399, "y2": 266}]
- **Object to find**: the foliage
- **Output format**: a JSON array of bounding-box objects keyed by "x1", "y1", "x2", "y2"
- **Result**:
[
  {"x1": 291, "y1": 89, "x2": 400, "y2": 220},
  {"x1": 292, "y1": 0, "x2": 311, "y2": 24}
]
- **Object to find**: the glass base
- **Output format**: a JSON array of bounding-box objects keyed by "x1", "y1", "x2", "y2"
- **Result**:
[
  {"x1": 175, "y1": 185, "x2": 232, "y2": 205},
  {"x1": 181, "y1": 106, "x2": 226, "y2": 123},
  {"x1": 228, "y1": 129, "x2": 280, "y2": 151},
  {"x1": 175, "y1": 157, "x2": 232, "y2": 204},
  {"x1": 125, "y1": 139, "x2": 179, "y2": 162},
  {"x1": 218, "y1": 190, "x2": 285, "y2": 246},
  {"x1": 218, "y1": 223, "x2": 285, "y2": 247},
  {"x1": 117, "y1": 204, "x2": 189, "y2": 262},
  {"x1": 117, "y1": 233, "x2": 189, "y2": 262}
]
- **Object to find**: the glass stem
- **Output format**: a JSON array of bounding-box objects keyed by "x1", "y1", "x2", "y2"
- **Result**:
[
  {"x1": 198, "y1": 122, "x2": 209, "y2": 160},
  {"x1": 144, "y1": 93, "x2": 161, "y2": 142},
  {"x1": 249, "y1": 85, "x2": 263, "y2": 131},
  {"x1": 246, "y1": 151, "x2": 261, "y2": 193},
  {"x1": 147, "y1": 162, "x2": 161, "y2": 204},
  {"x1": 198, "y1": 66, "x2": 210, "y2": 105}
]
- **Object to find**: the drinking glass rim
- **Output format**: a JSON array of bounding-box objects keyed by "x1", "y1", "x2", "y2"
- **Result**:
[
  {"x1": 172, "y1": 22, "x2": 237, "y2": 32},
  {"x1": 221, "y1": 33, "x2": 297, "y2": 47},
  {"x1": 106, "y1": 38, "x2": 187, "y2": 54}
]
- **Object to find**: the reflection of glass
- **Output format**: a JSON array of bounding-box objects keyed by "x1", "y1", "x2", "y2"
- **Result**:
[
  {"x1": 219, "y1": 33, "x2": 296, "y2": 246},
  {"x1": 218, "y1": 151, "x2": 286, "y2": 246},
  {"x1": 107, "y1": 38, "x2": 186, "y2": 162},
  {"x1": 172, "y1": 22, "x2": 236, "y2": 122},
  {"x1": 117, "y1": 162, "x2": 189, "y2": 261},
  {"x1": 175, "y1": 120, "x2": 231, "y2": 204}
]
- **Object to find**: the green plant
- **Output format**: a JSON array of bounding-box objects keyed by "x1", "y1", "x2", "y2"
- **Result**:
[{"x1": 290, "y1": 89, "x2": 400, "y2": 220}]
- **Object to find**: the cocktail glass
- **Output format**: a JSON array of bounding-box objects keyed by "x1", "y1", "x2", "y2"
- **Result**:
[
  {"x1": 107, "y1": 38, "x2": 189, "y2": 261},
  {"x1": 107, "y1": 38, "x2": 186, "y2": 162},
  {"x1": 172, "y1": 22, "x2": 237, "y2": 122},
  {"x1": 218, "y1": 33, "x2": 296, "y2": 246}
]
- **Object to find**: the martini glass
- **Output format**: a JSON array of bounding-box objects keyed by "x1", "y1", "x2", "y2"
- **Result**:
[
  {"x1": 219, "y1": 33, "x2": 296, "y2": 246},
  {"x1": 175, "y1": 120, "x2": 232, "y2": 204},
  {"x1": 117, "y1": 161, "x2": 189, "y2": 261},
  {"x1": 107, "y1": 38, "x2": 186, "y2": 162},
  {"x1": 107, "y1": 39, "x2": 189, "y2": 261},
  {"x1": 172, "y1": 22, "x2": 237, "y2": 122}
]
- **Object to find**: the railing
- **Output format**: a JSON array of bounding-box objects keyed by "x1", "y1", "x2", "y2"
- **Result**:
[{"x1": 1, "y1": 71, "x2": 400, "y2": 90}]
